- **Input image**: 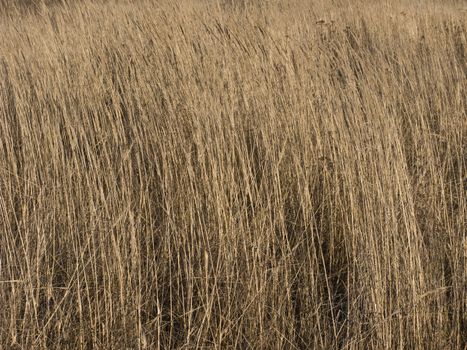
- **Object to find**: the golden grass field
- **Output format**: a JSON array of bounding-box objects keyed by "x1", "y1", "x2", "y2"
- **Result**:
[{"x1": 0, "y1": 0, "x2": 465, "y2": 349}]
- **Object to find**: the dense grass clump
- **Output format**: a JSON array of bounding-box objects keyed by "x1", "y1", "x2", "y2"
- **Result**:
[{"x1": 0, "y1": 1, "x2": 465, "y2": 349}]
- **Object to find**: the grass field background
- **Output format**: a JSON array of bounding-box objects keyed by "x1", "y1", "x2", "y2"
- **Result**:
[{"x1": 0, "y1": 0, "x2": 465, "y2": 348}]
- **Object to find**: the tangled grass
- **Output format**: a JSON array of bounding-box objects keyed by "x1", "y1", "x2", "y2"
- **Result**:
[{"x1": 0, "y1": 0, "x2": 465, "y2": 348}]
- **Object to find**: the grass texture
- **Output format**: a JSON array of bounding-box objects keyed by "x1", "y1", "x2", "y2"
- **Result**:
[{"x1": 0, "y1": 0, "x2": 466, "y2": 348}]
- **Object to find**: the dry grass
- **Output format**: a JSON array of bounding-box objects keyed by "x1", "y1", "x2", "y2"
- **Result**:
[{"x1": 0, "y1": 0, "x2": 465, "y2": 349}]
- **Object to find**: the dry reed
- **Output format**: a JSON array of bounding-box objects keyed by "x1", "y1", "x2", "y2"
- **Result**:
[{"x1": 0, "y1": 0, "x2": 465, "y2": 349}]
